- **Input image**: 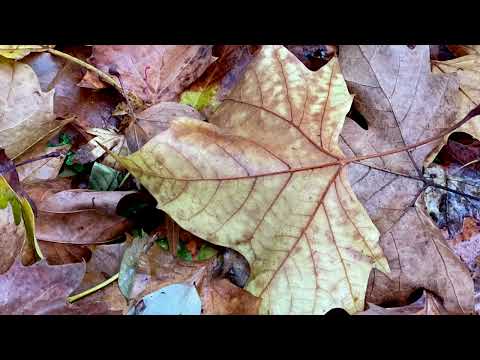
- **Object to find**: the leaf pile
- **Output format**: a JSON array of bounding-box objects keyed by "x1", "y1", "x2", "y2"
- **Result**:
[{"x1": 0, "y1": 44, "x2": 479, "y2": 315}]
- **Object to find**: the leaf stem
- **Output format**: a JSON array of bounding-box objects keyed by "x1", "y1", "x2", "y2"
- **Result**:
[{"x1": 67, "y1": 272, "x2": 119, "y2": 303}]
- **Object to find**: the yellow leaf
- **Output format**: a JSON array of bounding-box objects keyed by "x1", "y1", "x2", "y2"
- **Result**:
[
  {"x1": 0, "y1": 176, "x2": 40, "y2": 273},
  {"x1": 117, "y1": 46, "x2": 389, "y2": 314},
  {"x1": 180, "y1": 84, "x2": 220, "y2": 111},
  {"x1": 0, "y1": 45, "x2": 54, "y2": 60}
]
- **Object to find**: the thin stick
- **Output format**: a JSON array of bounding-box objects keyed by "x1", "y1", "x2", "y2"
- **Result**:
[
  {"x1": 15, "y1": 152, "x2": 63, "y2": 168},
  {"x1": 67, "y1": 273, "x2": 119, "y2": 303}
]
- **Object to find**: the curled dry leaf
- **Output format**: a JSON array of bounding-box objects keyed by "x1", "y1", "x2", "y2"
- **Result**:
[
  {"x1": 0, "y1": 58, "x2": 62, "y2": 159},
  {"x1": 118, "y1": 46, "x2": 388, "y2": 314},
  {"x1": 358, "y1": 290, "x2": 448, "y2": 315},
  {"x1": 87, "y1": 45, "x2": 214, "y2": 105},
  {"x1": 338, "y1": 45, "x2": 474, "y2": 313},
  {"x1": 24, "y1": 181, "x2": 134, "y2": 244}
]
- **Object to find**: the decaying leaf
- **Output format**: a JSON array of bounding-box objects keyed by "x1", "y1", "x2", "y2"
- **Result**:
[
  {"x1": 339, "y1": 45, "x2": 474, "y2": 313},
  {"x1": 358, "y1": 290, "x2": 448, "y2": 315},
  {"x1": 117, "y1": 46, "x2": 389, "y2": 314},
  {"x1": 424, "y1": 164, "x2": 480, "y2": 238},
  {"x1": 0, "y1": 259, "x2": 111, "y2": 314},
  {"x1": 87, "y1": 45, "x2": 214, "y2": 105},
  {"x1": 24, "y1": 182, "x2": 134, "y2": 244},
  {"x1": 0, "y1": 58, "x2": 63, "y2": 159},
  {"x1": 0, "y1": 45, "x2": 53, "y2": 60}
]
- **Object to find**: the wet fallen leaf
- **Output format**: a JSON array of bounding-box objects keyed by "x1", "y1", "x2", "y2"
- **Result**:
[
  {"x1": 339, "y1": 45, "x2": 474, "y2": 313},
  {"x1": 118, "y1": 46, "x2": 388, "y2": 314},
  {"x1": 86, "y1": 45, "x2": 214, "y2": 105}
]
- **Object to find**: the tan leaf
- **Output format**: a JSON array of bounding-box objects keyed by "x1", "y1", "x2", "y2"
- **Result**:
[
  {"x1": 358, "y1": 290, "x2": 448, "y2": 315},
  {"x1": 339, "y1": 45, "x2": 474, "y2": 313},
  {"x1": 87, "y1": 45, "x2": 214, "y2": 105},
  {"x1": 0, "y1": 58, "x2": 60, "y2": 159},
  {"x1": 24, "y1": 181, "x2": 134, "y2": 244},
  {"x1": 118, "y1": 46, "x2": 388, "y2": 314},
  {"x1": 16, "y1": 145, "x2": 70, "y2": 184}
]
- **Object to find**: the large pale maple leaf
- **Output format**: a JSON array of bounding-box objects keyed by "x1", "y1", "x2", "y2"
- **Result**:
[{"x1": 117, "y1": 46, "x2": 389, "y2": 314}]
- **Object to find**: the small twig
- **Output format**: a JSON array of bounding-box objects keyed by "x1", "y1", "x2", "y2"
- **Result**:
[
  {"x1": 353, "y1": 161, "x2": 480, "y2": 202},
  {"x1": 15, "y1": 151, "x2": 63, "y2": 168},
  {"x1": 67, "y1": 272, "x2": 119, "y2": 303}
]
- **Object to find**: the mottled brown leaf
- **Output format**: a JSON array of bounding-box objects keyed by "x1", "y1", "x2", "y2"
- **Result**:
[
  {"x1": 339, "y1": 45, "x2": 474, "y2": 313},
  {"x1": 87, "y1": 45, "x2": 213, "y2": 105},
  {"x1": 24, "y1": 47, "x2": 121, "y2": 129}
]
